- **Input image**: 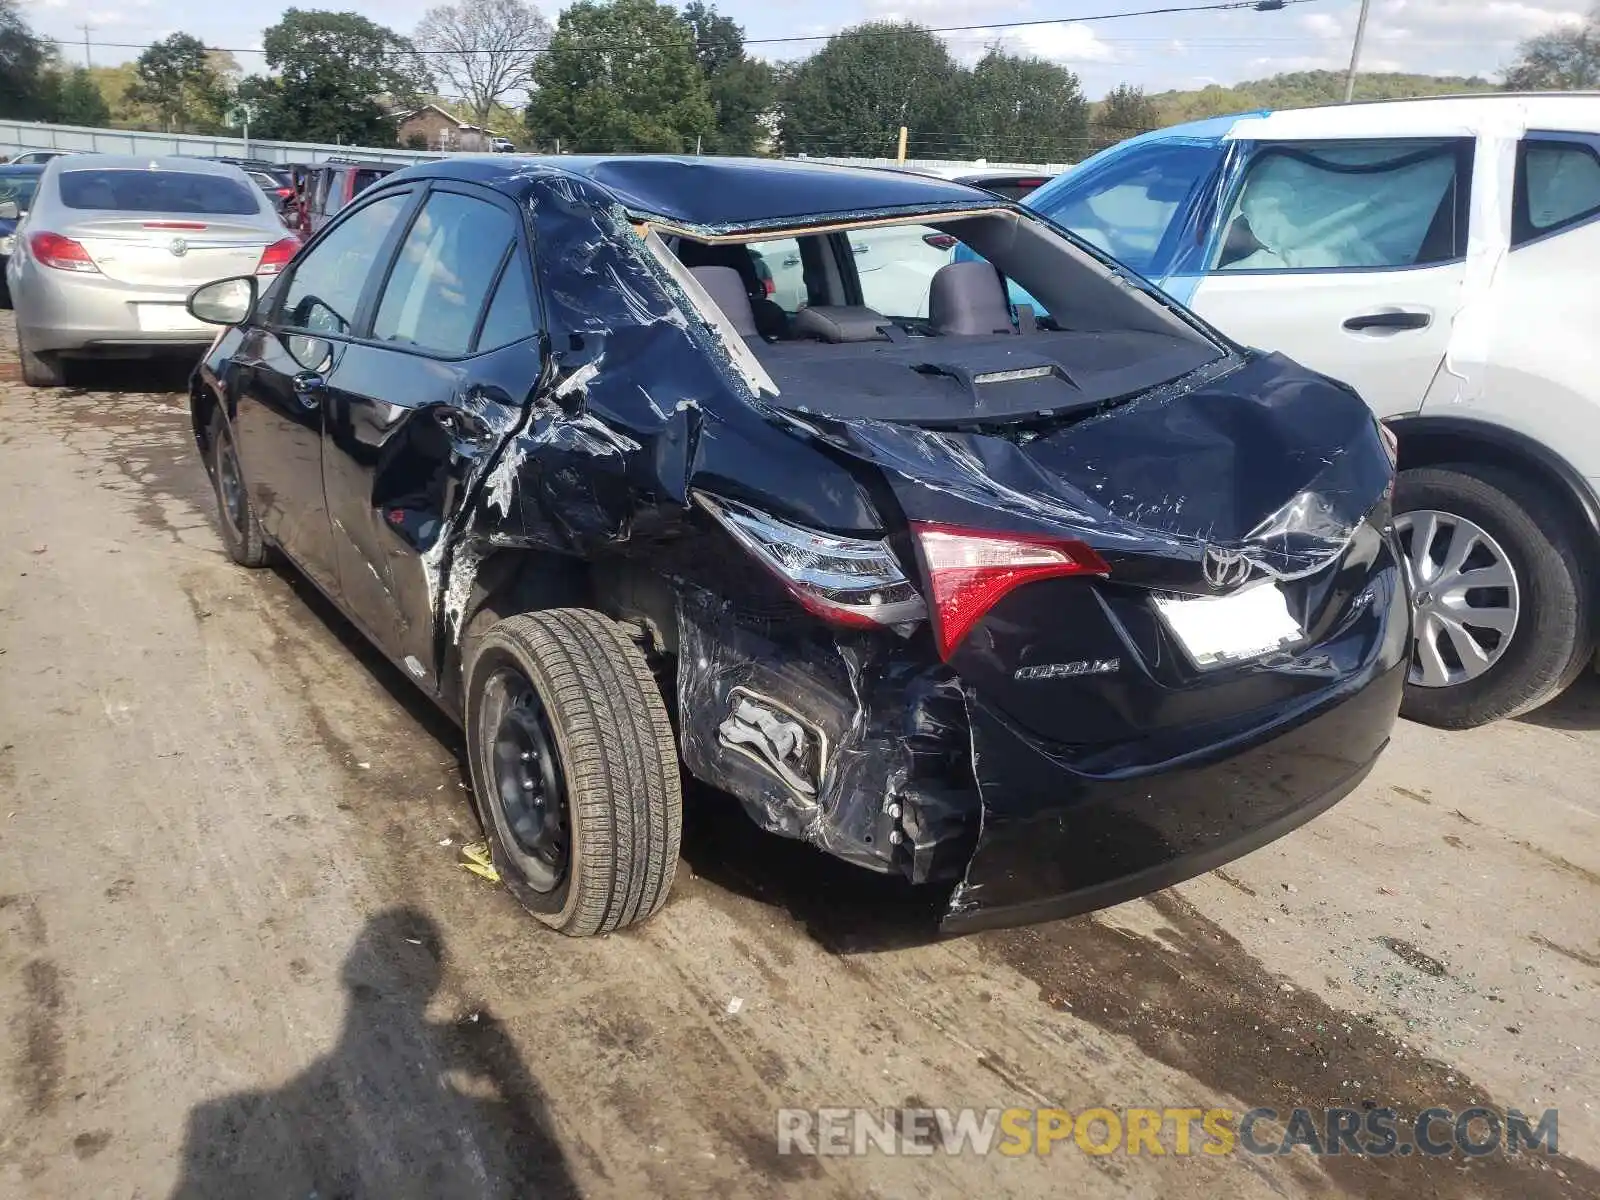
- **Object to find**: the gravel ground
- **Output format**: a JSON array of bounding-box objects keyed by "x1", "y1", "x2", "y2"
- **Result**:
[{"x1": 1, "y1": 314, "x2": 1597, "y2": 1199}]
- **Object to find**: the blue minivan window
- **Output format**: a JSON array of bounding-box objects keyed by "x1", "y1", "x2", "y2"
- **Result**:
[{"x1": 1028, "y1": 141, "x2": 1224, "y2": 277}]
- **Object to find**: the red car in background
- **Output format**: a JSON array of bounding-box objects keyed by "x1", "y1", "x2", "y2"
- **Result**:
[{"x1": 294, "y1": 160, "x2": 399, "y2": 238}]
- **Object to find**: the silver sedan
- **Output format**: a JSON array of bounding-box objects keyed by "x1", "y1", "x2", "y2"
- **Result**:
[{"x1": 8, "y1": 154, "x2": 301, "y2": 386}]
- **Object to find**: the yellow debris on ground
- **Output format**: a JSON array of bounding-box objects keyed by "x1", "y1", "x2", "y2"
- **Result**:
[{"x1": 459, "y1": 840, "x2": 500, "y2": 883}]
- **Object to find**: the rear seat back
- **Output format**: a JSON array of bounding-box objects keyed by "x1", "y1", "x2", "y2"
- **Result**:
[
  {"x1": 689, "y1": 266, "x2": 759, "y2": 337},
  {"x1": 929, "y1": 261, "x2": 1015, "y2": 336}
]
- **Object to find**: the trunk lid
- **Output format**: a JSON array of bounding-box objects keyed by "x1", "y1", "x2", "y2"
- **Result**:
[
  {"x1": 803, "y1": 352, "x2": 1397, "y2": 748},
  {"x1": 69, "y1": 217, "x2": 273, "y2": 287}
]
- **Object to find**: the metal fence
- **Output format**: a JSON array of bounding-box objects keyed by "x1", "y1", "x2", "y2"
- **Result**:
[
  {"x1": 0, "y1": 119, "x2": 443, "y2": 166},
  {"x1": 0, "y1": 119, "x2": 1065, "y2": 173}
]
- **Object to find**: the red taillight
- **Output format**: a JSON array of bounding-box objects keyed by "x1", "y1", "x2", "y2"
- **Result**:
[
  {"x1": 255, "y1": 236, "x2": 300, "y2": 276},
  {"x1": 923, "y1": 233, "x2": 958, "y2": 250},
  {"x1": 29, "y1": 231, "x2": 99, "y2": 273},
  {"x1": 276, "y1": 186, "x2": 295, "y2": 199},
  {"x1": 763, "y1": 276, "x2": 775, "y2": 296},
  {"x1": 142, "y1": 221, "x2": 208, "y2": 231},
  {"x1": 913, "y1": 523, "x2": 1110, "y2": 659}
]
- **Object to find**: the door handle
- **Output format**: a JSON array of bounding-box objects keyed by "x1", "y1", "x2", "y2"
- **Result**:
[
  {"x1": 1343, "y1": 310, "x2": 1431, "y2": 333},
  {"x1": 292, "y1": 371, "x2": 326, "y2": 409},
  {"x1": 852, "y1": 243, "x2": 870, "y2": 255}
]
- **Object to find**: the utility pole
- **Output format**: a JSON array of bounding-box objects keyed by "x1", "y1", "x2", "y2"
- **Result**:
[
  {"x1": 1343, "y1": 0, "x2": 1372, "y2": 103},
  {"x1": 79, "y1": 23, "x2": 93, "y2": 68},
  {"x1": 896, "y1": 125, "x2": 908, "y2": 165}
]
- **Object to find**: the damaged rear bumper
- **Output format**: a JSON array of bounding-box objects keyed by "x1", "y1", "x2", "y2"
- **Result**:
[{"x1": 943, "y1": 653, "x2": 1405, "y2": 935}]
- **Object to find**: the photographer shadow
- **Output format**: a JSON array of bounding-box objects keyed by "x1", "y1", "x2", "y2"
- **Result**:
[{"x1": 168, "y1": 907, "x2": 579, "y2": 1200}]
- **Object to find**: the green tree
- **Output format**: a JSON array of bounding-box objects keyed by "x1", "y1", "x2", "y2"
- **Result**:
[
  {"x1": 1090, "y1": 83, "x2": 1159, "y2": 152},
  {"x1": 0, "y1": 0, "x2": 53, "y2": 119},
  {"x1": 1505, "y1": 5, "x2": 1600, "y2": 90},
  {"x1": 243, "y1": 9, "x2": 431, "y2": 144},
  {"x1": 528, "y1": 0, "x2": 713, "y2": 153},
  {"x1": 51, "y1": 67, "x2": 111, "y2": 126},
  {"x1": 1141, "y1": 69, "x2": 1494, "y2": 125},
  {"x1": 778, "y1": 23, "x2": 970, "y2": 159},
  {"x1": 680, "y1": 3, "x2": 773, "y2": 155},
  {"x1": 965, "y1": 49, "x2": 1087, "y2": 164},
  {"x1": 125, "y1": 34, "x2": 229, "y2": 132}
]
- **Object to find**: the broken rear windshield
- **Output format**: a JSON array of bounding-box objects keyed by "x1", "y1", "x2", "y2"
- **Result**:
[
  {"x1": 59, "y1": 170, "x2": 262, "y2": 215},
  {"x1": 658, "y1": 207, "x2": 1226, "y2": 424}
]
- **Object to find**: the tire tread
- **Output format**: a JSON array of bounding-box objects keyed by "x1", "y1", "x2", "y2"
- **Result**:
[{"x1": 468, "y1": 608, "x2": 679, "y2": 935}]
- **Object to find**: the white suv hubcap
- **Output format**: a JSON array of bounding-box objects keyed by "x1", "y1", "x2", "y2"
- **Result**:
[{"x1": 1393, "y1": 509, "x2": 1520, "y2": 688}]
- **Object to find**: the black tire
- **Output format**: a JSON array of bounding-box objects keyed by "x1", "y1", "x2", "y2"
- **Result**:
[
  {"x1": 1396, "y1": 464, "x2": 1593, "y2": 729},
  {"x1": 464, "y1": 608, "x2": 681, "y2": 936},
  {"x1": 206, "y1": 411, "x2": 269, "y2": 567},
  {"x1": 17, "y1": 328, "x2": 64, "y2": 387}
]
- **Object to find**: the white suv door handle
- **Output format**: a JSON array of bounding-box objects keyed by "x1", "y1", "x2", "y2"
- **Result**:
[{"x1": 1343, "y1": 309, "x2": 1431, "y2": 333}]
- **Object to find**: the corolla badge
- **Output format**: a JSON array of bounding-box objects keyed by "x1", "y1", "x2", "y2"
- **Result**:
[
  {"x1": 1014, "y1": 658, "x2": 1121, "y2": 681},
  {"x1": 1202, "y1": 545, "x2": 1252, "y2": 591},
  {"x1": 169, "y1": 237, "x2": 188, "y2": 257}
]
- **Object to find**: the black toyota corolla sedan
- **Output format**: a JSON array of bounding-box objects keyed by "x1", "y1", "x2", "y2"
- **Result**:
[{"x1": 183, "y1": 155, "x2": 1408, "y2": 937}]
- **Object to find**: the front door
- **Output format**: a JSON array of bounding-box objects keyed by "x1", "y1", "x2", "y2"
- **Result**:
[
  {"x1": 1186, "y1": 137, "x2": 1476, "y2": 419},
  {"x1": 318, "y1": 184, "x2": 540, "y2": 683},
  {"x1": 232, "y1": 188, "x2": 417, "y2": 596}
]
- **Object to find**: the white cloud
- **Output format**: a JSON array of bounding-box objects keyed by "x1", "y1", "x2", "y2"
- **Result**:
[{"x1": 995, "y1": 22, "x2": 1116, "y2": 63}]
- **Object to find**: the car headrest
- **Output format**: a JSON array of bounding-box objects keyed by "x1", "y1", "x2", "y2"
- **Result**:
[
  {"x1": 929, "y1": 261, "x2": 1014, "y2": 336},
  {"x1": 792, "y1": 305, "x2": 889, "y2": 343},
  {"x1": 690, "y1": 266, "x2": 759, "y2": 337}
]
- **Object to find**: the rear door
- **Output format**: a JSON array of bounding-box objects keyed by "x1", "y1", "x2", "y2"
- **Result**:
[
  {"x1": 318, "y1": 183, "x2": 538, "y2": 680},
  {"x1": 1188, "y1": 137, "x2": 1475, "y2": 418},
  {"x1": 230, "y1": 188, "x2": 419, "y2": 597}
]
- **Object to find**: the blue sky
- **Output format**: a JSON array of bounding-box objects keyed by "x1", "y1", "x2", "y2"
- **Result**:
[{"x1": 22, "y1": 0, "x2": 1595, "y2": 99}]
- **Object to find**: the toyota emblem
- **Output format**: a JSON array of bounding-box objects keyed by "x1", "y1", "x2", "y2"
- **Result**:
[
  {"x1": 169, "y1": 237, "x2": 188, "y2": 257},
  {"x1": 1202, "y1": 545, "x2": 1251, "y2": 591}
]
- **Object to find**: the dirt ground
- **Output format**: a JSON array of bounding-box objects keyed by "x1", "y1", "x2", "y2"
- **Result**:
[{"x1": 1, "y1": 315, "x2": 1598, "y2": 1200}]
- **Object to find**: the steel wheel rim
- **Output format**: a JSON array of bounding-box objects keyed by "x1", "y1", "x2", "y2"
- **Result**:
[
  {"x1": 1393, "y1": 508, "x2": 1520, "y2": 689},
  {"x1": 217, "y1": 434, "x2": 248, "y2": 537},
  {"x1": 481, "y1": 666, "x2": 569, "y2": 892}
]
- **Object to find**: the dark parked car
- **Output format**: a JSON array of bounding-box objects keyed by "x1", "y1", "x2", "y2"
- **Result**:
[
  {"x1": 6, "y1": 150, "x2": 66, "y2": 166},
  {"x1": 183, "y1": 156, "x2": 1407, "y2": 938},
  {"x1": 0, "y1": 163, "x2": 43, "y2": 303},
  {"x1": 207, "y1": 158, "x2": 298, "y2": 217},
  {"x1": 294, "y1": 159, "x2": 398, "y2": 238},
  {"x1": 907, "y1": 167, "x2": 1056, "y2": 201}
]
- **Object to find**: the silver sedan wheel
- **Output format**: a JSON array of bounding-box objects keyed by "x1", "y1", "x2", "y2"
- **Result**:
[{"x1": 1393, "y1": 509, "x2": 1521, "y2": 689}]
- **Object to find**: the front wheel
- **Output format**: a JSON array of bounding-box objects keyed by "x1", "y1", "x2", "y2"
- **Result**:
[
  {"x1": 207, "y1": 411, "x2": 269, "y2": 567},
  {"x1": 1394, "y1": 465, "x2": 1593, "y2": 729},
  {"x1": 464, "y1": 609, "x2": 681, "y2": 936}
]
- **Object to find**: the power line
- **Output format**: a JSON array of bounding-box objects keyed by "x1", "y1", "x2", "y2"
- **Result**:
[{"x1": 45, "y1": 0, "x2": 1328, "y2": 59}]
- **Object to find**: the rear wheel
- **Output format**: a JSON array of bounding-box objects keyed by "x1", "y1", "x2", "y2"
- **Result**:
[
  {"x1": 1394, "y1": 465, "x2": 1592, "y2": 729},
  {"x1": 17, "y1": 329, "x2": 64, "y2": 387},
  {"x1": 207, "y1": 411, "x2": 269, "y2": 567},
  {"x1": 464, "y1": 609, "x2": 681, "y2": 936}
]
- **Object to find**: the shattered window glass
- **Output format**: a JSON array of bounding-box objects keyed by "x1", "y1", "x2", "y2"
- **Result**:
[
  {"x1": 374, "y1": 192, "x2": 516, "y2": 357},
  {"x1": 1516, "y1": 138, "x2": 1600, "y2": 245},
  {"x1": 1214, "y1": 139, "x2": 1469, "y2": 272}
]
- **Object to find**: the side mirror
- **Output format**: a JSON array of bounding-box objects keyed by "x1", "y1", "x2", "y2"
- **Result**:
[
  {"x1": 286, "y1": 334, "x2": 333, "y2": 374},
  {"x1": 188, "y1": 275, "x2": 257, "y2": 326},
  {"x1": 0, "y1": 201, "x2": 18, "y2": 221}
]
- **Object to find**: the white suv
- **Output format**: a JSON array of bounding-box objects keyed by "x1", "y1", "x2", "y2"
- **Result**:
[{"x1": 1019, "y1": 94, "x2": 1600, "y2": 729}]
